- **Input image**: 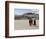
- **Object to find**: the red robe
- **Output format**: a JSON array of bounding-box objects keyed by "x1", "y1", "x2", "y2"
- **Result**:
[{"x1": 29, "y1": 19, "x2": 33, "y2": 26}]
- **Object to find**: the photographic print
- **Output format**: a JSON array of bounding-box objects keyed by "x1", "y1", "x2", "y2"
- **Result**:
[
  {"x1": 5, "y1": 1, "x2": 45, "y2": 38},
  {"x1": 14, "y1": 9, "x2": 39, "y2": 30}
]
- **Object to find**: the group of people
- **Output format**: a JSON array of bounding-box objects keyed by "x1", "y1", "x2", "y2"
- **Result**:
[{"x1": 29, "y1": 19, "x2": 36, "y2": 26}]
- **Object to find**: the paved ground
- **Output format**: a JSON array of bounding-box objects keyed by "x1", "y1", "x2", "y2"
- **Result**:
[{"x1": 14, "y1": 20, "x2": 39, "y2": 30}]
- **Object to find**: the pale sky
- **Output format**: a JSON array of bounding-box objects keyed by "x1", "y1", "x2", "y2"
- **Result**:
[{"x1": 14, "y1": 8, "x2": 39, "y2": 15}]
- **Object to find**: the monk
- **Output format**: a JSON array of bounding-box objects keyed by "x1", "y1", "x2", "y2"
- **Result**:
[
  {"x1": 29, "y1": 19, "x2": 33, "y2": 26},
  {"x1": 33, "y1": 19, "x2": 36, "y2": 25}
]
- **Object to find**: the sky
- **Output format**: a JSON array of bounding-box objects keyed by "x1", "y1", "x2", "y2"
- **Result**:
[{"x1": 14, "y1": 8, "x2": 39, "y2": 15}]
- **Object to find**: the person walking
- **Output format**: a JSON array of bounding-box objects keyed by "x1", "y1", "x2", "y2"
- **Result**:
[
  {"x1": 33, "y1": 19, "x2": 36, "y2": 25},
  {"x1": 29, "y1": 18, "x2": 33, "y2": 26}
]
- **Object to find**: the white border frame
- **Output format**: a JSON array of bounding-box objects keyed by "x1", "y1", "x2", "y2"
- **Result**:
[{"x1": 9, "y1": 3, "x2": 44, "y2": 36}]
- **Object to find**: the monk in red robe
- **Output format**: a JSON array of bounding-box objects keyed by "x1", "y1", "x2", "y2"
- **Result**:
[{"x1": 29, "y1": 19, "x2": 33, "y2": 26}]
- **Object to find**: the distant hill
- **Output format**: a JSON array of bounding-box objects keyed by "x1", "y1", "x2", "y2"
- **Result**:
[{"x1": 15, "y1": 13, "x2": 39, "y2": 20}]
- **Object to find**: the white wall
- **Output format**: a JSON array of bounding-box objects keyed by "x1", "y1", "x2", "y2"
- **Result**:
[{"x1": 0, "y1": 0, "x2": 46, "y2": 39}]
